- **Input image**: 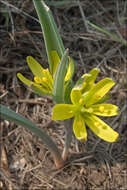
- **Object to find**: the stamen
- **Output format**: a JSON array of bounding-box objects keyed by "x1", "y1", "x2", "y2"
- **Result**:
[
  {"x1": 42, "y1": 69, "x2": 47, "y2": 74},
  {"x1": 99, "y1": 106, "x2": 104, "y2": 113},
  {"x1": 87, "y1": 108, "x2": 93, "y2": 113},
  {"x1": 94, "y1": 121, "x2": 99, "y2": 126},
  {"x1": 42, "y1": 77, "x2": 48, "y2": 82},
  {"x1": 34, "y1": 76, "x2": 42, "y2": 84},
  {"x1": 79, "y1": 98, "x2": 84, "y2": 104}
]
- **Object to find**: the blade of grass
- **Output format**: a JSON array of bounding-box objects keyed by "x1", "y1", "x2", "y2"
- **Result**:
[
  {"x1": 87, "y1": 21, "x2": 127, "y2": 46},
  {"x1": 46, "y1": 0, "x2": 75, "y2": 7}
]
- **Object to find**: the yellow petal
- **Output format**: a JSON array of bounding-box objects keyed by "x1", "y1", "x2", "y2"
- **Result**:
[
  {"x1": 74, "y1": 68, "x2": 99, "y2": 94},
  {"x1": 17, "y1": 73, "x2": 51, "y2": 95},
  {"x1": 82, "y1": 68, "x2": 100, "y2": 93},
  {"x1": 31, "y1": 83, "x2": 52, "y2": 95},
  {"x1": 71, "y1": 88, "x2": 82, "y2": 105},
  {"x1": 84, "y1": 113, "x2": 119, "y2": 142},
  {"x1": 91, "y1": 104, "x2": 119, "y2": 116},
  {"x1": 65, "y1": 57, "x2": 74, "y2": 81},
  {"x1": 51, "y1": 50, "x2": 60, "y2": 75},
  {"x1": 27, "y1": 56, "x2": 44, "y2": 78},
  {"x1": 52, "y1": 104, "x2": 76, "y2": 120},
  {"x1": 83, "y1": 78, "x2": 115, "y2": 107},
  {"x1": 34, "y1": 76, "x2": 42, "y2": 84},
  {"x1": 43, "y1": 69, "x2": 53, "y2": 89},
  {"x1": 73, "y1": 74, "x2": 90, "y2": 93},
  {"x1": 17, "y1": 73, "x2": 32, "y2": 86},
  {"x1": 89, "y1": 68, "x2": 100, "y2": 80},
  {"x1": 73, "y1": 114, "x2": 87, "y2": 142},
  {"x1": 95, "y1": 93, "x2": 110, "y2": 104}
]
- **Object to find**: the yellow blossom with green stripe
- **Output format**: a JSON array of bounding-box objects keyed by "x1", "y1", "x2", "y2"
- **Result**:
[
  {"x1": 52, "y1": 76, "x2": 119, "y2": 142},
  {"x1": 17, "y1": 51, "x2": 74, "y2": 96}
]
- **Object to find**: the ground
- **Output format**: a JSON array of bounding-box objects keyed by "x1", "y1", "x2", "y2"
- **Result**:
[{"x1": 0, "y1": 0, "x2": 127, "y2": 190}]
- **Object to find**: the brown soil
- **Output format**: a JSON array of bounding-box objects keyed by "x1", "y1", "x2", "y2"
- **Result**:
[{"x1": 0, "y1": 0, "x2": 127, "y2": 190}]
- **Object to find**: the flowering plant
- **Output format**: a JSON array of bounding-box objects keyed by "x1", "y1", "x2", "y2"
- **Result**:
[
  {"x1": 0, "y1": 0, "x2": 119, "y2": 169},
  {"x1": 16, "y1": 0, "x2": 119, "y2": 165}
]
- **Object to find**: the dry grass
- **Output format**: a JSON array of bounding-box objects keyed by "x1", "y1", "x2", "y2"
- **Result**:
[{"x1": 0, "y1": 0, "x2": 127, "y2": 189}]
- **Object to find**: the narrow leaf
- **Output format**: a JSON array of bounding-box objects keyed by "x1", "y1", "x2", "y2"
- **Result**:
[
  {"x1": 0, "y1": 104, "x2": 62, "y2": 164},
  {"x1": 33, "y1": 0, "x2": 65, "y2": 73}
]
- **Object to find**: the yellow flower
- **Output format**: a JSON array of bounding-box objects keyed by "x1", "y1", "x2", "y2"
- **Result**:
[
  {"x1": 17, "y1": 51, "x2": 74, "y2": 96},
  {"x1": 52, "y1": 76, "x2": 119, "y2": 142},
  {"x1": 17, "y1": 56, "x2": 53, "y2": 95}
]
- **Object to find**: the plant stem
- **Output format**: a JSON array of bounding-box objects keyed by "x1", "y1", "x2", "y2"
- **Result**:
[{"x1": 62, "y1": 119, "x2": 73, "y2": 161}]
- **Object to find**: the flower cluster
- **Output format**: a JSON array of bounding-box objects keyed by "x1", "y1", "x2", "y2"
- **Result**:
[{"x1": 17, "y1": 51, "x2": 73, "y2": 96}]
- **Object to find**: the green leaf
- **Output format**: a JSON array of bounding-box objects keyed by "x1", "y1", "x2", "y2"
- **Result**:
[
  {"x1": 33, "y1": 0, "x2": 65, "y2": 73},
  {"x1": 0, "y1": 104, "x2": 62, "y2": 164},
  {"x1": 87, "y1": 21, "x2": 127, "y2": 47},
  {"x1": 46, "y1": 0, "x2": 74, "y2": 7}
]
